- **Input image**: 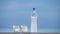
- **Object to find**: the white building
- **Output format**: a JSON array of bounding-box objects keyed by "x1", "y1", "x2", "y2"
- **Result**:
[
  {"x1": 13, "y1": 25, "x2": 20, "y2": 32},
  {"x1": 31, "y1": 8, "x2": 37, "y2": 32}
]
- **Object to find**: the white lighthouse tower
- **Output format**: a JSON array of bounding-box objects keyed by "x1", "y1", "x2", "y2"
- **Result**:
[{"x1": 31, "y1": 8, "x2": 37, "y2": 32}]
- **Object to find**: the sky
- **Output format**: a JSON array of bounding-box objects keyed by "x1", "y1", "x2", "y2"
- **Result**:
[{"x1": 0, "y1": 0, "x2": 60, "y2": 32}]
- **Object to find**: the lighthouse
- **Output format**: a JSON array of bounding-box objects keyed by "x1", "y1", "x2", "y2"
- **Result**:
[{"x1": 31, "y1": 8, "x2": 37, "y2": 32}]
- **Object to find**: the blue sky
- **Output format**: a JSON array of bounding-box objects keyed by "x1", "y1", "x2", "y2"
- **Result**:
[{"x1": 0, "y1": 0, "x2": 60, "y2": 32}]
